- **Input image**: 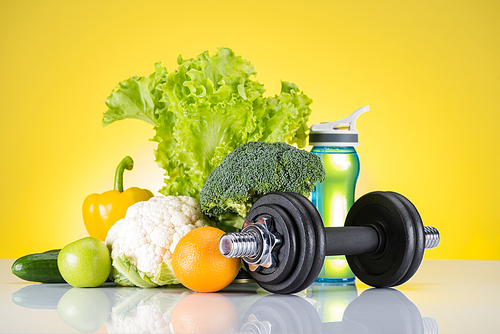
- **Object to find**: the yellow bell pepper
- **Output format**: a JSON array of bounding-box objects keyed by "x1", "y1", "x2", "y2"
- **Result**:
[{"x1": 82, "y1": 156, "x2": 154, "y2": 241}]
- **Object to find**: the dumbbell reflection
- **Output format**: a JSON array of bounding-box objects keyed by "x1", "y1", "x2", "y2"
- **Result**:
[{"x1": 241, "y1": 288, "x2": 438, "y2": 334}]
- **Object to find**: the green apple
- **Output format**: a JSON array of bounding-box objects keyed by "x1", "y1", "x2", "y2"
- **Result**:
[{"x1": 58, "y1": 236, "x2": 111, "y2": 287}]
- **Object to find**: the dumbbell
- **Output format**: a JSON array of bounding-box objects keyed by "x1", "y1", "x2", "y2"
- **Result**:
[{"x1": 219, "y1": 191, "x2": 440, "y2": 294}]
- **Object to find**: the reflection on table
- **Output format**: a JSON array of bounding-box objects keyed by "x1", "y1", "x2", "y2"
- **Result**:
[{"x1": 11, "y1": 281, "x2": 438, "y2": 333}]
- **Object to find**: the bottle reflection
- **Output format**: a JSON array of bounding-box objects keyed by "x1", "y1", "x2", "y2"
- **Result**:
[
  {"x1": 11, "y1": 283, "x2": 438, "y2": 333},
  {"x1": 301, "y1": 282, "x2": 358, "y2": 322}
]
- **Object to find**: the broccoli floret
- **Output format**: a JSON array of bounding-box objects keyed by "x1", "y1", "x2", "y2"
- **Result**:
[{"x1": 200, "y1": 141, "x2": 325, "y2": 230}]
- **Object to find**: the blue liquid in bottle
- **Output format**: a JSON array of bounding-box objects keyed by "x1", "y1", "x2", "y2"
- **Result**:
[{"x1": 312, "y1": 147, "x2": 359, "y2": 282}]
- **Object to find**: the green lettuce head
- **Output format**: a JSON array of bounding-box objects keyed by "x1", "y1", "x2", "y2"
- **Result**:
[{"x1": 103, "y1": 47, "x2": 313, "y2": 200}]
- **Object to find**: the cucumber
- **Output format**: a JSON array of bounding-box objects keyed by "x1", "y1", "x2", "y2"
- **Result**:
[
  {"x1": 42, "y1": 249, "x2": 61, "y2": 254},
  {"x1": 11, "y1": 251, "x2": 66, "y2": 283}
]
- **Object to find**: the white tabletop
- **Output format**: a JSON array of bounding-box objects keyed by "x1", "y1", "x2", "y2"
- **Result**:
[{"x1": 1, "y1": 259, "x2": 499, "y2": 333}]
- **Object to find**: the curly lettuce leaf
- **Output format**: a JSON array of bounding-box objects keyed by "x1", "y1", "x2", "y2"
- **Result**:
[
  {"x1": 103, "y1": 63, "x2": 168, "y2": 126},
  {"x1": 260, "y1": 81, "x2": 313, "y2": 148},
  {"x1": 102, "y1": 47, "x2": 313, "y2": 202}
]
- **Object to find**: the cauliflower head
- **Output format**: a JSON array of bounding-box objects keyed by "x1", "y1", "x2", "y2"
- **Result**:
[{"x1": 105, "y1": 196, "x2": 210, "y2": 288}]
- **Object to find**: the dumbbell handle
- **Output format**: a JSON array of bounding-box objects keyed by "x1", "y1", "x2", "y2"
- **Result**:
[
  {"x1": 221, "y1": 224, "x2": 440, "y2": 268},
  {"x1": 219, "y1": 226, "x2": 381, "y2": 266},
  {"x1": 325, "y1": 225, "x2": 440, "y2": 256},
  {"x1": 325, "y1": 227, "x2": 380, "y2": 256}
]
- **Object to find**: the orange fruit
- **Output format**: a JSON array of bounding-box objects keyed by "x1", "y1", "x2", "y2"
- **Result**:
[
  {"x1": 172, "y1": 226, "x2": 240, "y2": 292},
  {"x1": 172, "y1": 293, "x2": 240, "y2": 333}
]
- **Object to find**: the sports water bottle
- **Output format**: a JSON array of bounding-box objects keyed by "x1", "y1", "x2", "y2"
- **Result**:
[{"x1": 310, "y1": 106, "x2": 369, "y2": 283}]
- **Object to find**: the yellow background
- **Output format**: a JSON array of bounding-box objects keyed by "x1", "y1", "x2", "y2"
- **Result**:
[{"x1": 1, "y1": 0, "x2": 499, "y2": 260}]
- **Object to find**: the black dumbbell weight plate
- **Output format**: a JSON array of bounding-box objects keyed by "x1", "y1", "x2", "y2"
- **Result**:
[
  {"x1": 388, "y1": 192, "x2": 425, "y2": 286},
  {"x1": 248, "y1": 192, "x2": 317, "y2": 294},
  {"x1": 247, "y1": 192, "x2": 324, "y2": 294},
  {"x1": 345, "y1": 191, "x2": 417, "y2": 288},
  {"x1": 246, "y1": 194, "x2": 309, "y2": 294},
  {"x1": 243, "y1": 204, "x2": 298, "y2": 285},
  {"x1": 283, "y1": 192, "x2": 326, "y2": 292}
]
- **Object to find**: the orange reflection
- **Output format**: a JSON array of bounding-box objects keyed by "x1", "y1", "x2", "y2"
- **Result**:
[{"x1": 172, "y1": 293, "x2": 240, "y2": 333}]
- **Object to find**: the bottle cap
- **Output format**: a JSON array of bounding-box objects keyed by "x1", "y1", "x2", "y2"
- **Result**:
[{"x1": 309, "y1": 106, "x2": 369, "y2": 147}]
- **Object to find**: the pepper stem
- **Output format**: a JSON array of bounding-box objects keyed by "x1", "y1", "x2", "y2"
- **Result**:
[{"x1": 114, "y1": 156, "x2": 134, "y2": 192}]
